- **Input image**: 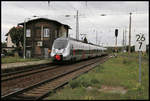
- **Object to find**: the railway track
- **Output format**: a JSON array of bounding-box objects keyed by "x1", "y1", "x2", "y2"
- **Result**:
[
  {"x1": 2, "y1": 55, "x2": 110, "y2": 100},
  {"x1": 1, "y1": 64, "x2": 61, "y2": 96},
  {"x1": 1, "y1": 64, "x2": 58, "y2": 82}
]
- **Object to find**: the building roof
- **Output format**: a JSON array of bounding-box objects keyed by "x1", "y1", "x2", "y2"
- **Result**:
[{"x1": 17, "y1": 17, "x2": 71, "y2": 29}]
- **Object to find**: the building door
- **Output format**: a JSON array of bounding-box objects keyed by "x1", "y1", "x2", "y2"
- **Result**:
[
  {"x1": 26, "y1": 50, "x2": 31, "y2": 58},
  {"x1": 44, "y1": 48, "x2": 49, "y2": 58}
]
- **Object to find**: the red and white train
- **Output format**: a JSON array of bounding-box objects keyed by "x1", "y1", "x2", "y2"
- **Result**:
[{"x1": 51, "y1": 37, "x2": 107, "y2": 63}]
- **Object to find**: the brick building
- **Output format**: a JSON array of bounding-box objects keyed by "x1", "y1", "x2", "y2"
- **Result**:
[{"x1": 18, "y1": 18, "x2": 71, "y2": 58}]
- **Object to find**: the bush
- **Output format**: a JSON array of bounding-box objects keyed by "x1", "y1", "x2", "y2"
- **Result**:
[
  {"x1": 69, "y1": 76, "x2": 91, "y2": 88},
  {"x1": 123, "y1": 59, "x2": 131, "y2": 65},
  {"x1": 81, "y1": 80, "x2": 91, "y2": 87},
  {"x1": 69, "y1": 74, "x2": 101, "y2": 89},
  {"x1": 2, "y1": 49, "x2": 7, "y2": 55},
  {"x1": 69, "y1": 80, "x2": 81, "y2": 89},
  {"x1": 91, "y1": 78, "x2": 99, "y2": 84}
]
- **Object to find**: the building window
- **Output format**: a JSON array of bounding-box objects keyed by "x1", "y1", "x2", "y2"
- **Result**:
[
  {"x1": 44, "y1": 28, "x2": 50, "y2": 37},
  {"x1": 37, "y1": 41, "x2": 43, "y2": 46},
  {"x1": 26, "y1": 29, "x2": 31, "y2": 37}
]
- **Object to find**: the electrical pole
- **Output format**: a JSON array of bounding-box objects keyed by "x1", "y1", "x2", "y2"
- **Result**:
[
  {"x1": 96, "y1": 31, "x2": 97, "y2": 45},
  {"x1": 76, "y1": 10, "x2": 79, "y2": 40},
  {"x1": 115, "y1": 29, "x2": 118, "y2": 52},
  {"x1": 23, "y1": 20, "x2": 26, "y2": 59},
  {"x1": 125, "y1": 27, "x2": 127, "y2": 51},
  {"x1": 122, "y1": 28, "x2": 125, "y2": 52},
  {"x1": 128, "y1": 12, "x2": 132, "y2": 54},
  {"x1": 115, "y1": 36, "x2": 117, "y2": 52}
]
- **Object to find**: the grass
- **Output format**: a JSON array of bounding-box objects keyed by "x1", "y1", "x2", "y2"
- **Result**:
[
  {"x1": 45, "y1": 52, "x2": 149, "y2": 100},
  {"x1": 1, "y1": 56, "x2": 42, "y2": 64}
]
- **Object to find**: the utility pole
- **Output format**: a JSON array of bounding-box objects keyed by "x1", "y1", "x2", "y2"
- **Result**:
[
  {"x1": 115, "y1": 29, "x2": 118, "y2": 52},
  {"x1": 128, "y1": 12, "x2": 132, "y2": 54},
  {"x1": 125, "y1": 27, "x2": 127, "y2": 51},
  {"x1": 96, "y1": 31, "x2": 97, "y2": 45},
  {"x1": 23, "y1": 20, "x2": 26, "y2": 59},
  {"x1": 122, "y1": 28, "x2": 125, "y2": 52},
  {"x1": 115, "y1": 36, "x2": 117, "y2": 52},
  {"x1": 76, "y1": 10, "x2": 79, "y2": 40}
]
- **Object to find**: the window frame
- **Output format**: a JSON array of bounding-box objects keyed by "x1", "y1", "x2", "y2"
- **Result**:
[
  {"x1": 26, "y1": 29, "x2": 31, "y2": 37},
  {"x1": 43, "y1": 28, "x2": 50, "y2": 38}
]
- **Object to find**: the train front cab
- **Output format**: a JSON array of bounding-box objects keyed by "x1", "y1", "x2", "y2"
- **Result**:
[{"x1": 51, "y1": 38, "x2": 71, "y2": 63}]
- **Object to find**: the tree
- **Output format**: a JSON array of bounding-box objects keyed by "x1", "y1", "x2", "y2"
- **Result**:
[
  {"x1": 8, "y1": 26, "x2": 24, "y2": 48},
  {"x1": 1, "y1": 42, "x2": 7, "y2": 47},
  {"x1": 8, "y1": 26, "x2": 24, "y2": 57}
]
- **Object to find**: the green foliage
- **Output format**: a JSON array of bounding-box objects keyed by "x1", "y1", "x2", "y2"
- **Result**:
[
  {"x1": 69, "y1": 76, "x2": 90, "y2": 88},
  {"x1": 5, "y1": 51, "x2": 14, "y2": 56},
  {"x1": 69, "y1": 79, "x2": 81, "y2": 89},
  {"x1": 122, "y1": 59, "x2": 131, "y2": 65},
  {"x1": 1, "y1": 42, "x2": 7, "y2": 47},
  {"x1": 69, "y1": 73, "x2": 101, "y2": 89},
  {"x1": 8, "y1": 26, "x2": 24, "y2": 47},
  {"x1": 91, "y1": 78, "x2": 99, "y2": 84}
]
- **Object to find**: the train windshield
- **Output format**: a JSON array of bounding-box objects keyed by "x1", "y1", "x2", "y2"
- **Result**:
[{"x1": 54, "y1": 40, "x2": 68, "y2": 49}]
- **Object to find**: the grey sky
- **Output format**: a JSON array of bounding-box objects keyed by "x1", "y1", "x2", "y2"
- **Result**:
[{"x1": 1, "y1": 1, "x2": 149, "y2": 46}]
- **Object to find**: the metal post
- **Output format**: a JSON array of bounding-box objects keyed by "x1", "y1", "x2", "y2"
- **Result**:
[
  {"x1": 76, "y1": 10, "x2": 79, "y2": 40},
  {"x1": 139, "y1": 51, "x2": 141, "y2": 83},
  {"x1": 128, "y1": 12, "x2": 132, "y2": 54},
  {"x1": 23, "y1": 20, "x2": 26, "y2": 59},
  {"x1": 122, "y1": 29, "x2": 124, "y2": 52},
  {"x1": 96, "y1": 31, "x2": 97, "y2": 45},
  {"x1": 115, "y1": 37, "x2": 117, "y2": 52},
  {"x1": 125, "y1": 28, "x2": 127, "y2": 52}
]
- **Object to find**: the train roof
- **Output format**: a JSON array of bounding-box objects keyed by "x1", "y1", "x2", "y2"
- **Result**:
[
  {"x1": 55, "y1": 37, "x2": 107, "y2": 49},
  {"x1": 55, "y1": 37, "x2": 84, "y2": 43}
]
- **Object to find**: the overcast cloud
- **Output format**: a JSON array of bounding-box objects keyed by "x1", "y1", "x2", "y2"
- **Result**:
[{"x1": 1, "y1": 1, "x2": 149, "y2": 46}]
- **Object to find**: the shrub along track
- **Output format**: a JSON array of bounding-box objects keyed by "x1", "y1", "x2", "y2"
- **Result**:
[{"x1": 2, "y1": 55, "x2": 110, "y2": 100}]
